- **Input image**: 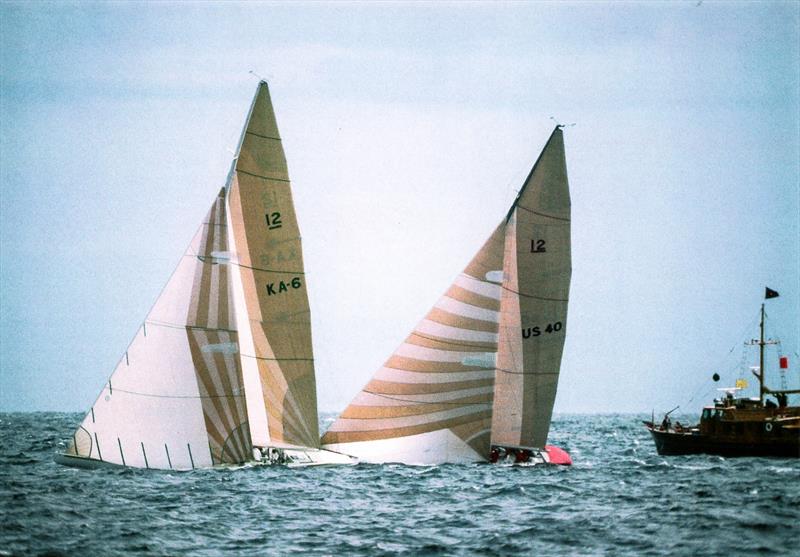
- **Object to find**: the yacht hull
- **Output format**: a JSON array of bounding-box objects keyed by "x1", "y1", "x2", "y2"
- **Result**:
[{"x1": 644, "y1": 422, "x2": 800, "y2": 458}]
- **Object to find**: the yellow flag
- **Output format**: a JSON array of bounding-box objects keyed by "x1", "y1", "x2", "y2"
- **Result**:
[{"x1": 736, "y1": 379, "x2": 748, "y2": 389}]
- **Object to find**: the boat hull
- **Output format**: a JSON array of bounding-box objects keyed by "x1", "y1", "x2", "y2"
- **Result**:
[
  {"x1": 489, "y1": 444, "x2": 573, "y2": 465},
  {"x1": 644, "y1": 423, "x2": 800, "y2": 458},
  {"x1": 256, "y1": 446, "x2": 358, "y2": 467},
  {"x1": 54, "y1": 453, "x2": 126, "y2": 470}
]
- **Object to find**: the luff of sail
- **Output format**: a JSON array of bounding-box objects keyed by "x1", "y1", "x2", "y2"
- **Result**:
[
  {"x1": 62, "y1": 189, "x2": 252, "y2": 470},
  {"x1": 226, "y1": 82, "x2": 320, "y2": 449},
  {"x1": 321, "y1": 226, "x2": 506, "y2": 463},
  {"x1": 491, "y1": 126, "x2": 571, "y2": 451}
]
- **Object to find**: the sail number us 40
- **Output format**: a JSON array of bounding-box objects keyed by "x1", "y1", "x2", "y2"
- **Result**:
[
  {"x1": 522, "y1": 321, "x2": 563, "y2": 339},
  {"x1": 266, "y1": 277, "x2": 302, "y2": 296}
]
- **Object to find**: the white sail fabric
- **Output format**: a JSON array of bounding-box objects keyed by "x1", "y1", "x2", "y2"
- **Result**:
[
  {"x1": 491, "y1": 127, "x2": 571, "y2": 450},
  {"x1": 322, "y1": 126, "x2": 571, "y2": 463},
  {"x1": 64, "y1": 190, "x2": 252, "y2": 470}
]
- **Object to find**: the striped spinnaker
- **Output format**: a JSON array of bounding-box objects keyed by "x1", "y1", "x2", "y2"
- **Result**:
[{"x1": 321, "y1": 225, "x2": 505, "y2": 462}]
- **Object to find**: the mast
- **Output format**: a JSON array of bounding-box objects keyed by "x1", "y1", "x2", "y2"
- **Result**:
[{"x1": 759, "y1": 303, "x2": 765, "y2": 404}]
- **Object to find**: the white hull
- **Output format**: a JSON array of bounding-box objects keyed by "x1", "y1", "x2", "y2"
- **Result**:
[
  {"x1": 254, "y1": 446, "x2": 358, "y2": 467},
  {"x1": 322, "y1": 429, "x2": 486, "y2": 464}
]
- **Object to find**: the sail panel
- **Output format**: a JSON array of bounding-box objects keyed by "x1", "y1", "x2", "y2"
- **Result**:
[
  {"x1": 227, "y1": 82, "x2": 320, "y2": 448},
  {"x1": 321, "y1": 225, "x2": 506, "y2": 462},
  {"x1": 491, "y1": 127, "x2": 571, "y2": 449}
]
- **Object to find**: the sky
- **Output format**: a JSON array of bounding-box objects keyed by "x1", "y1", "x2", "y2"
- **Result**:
[{"x1": 1, "y1": 1, "x2": 798, "y2": 420}]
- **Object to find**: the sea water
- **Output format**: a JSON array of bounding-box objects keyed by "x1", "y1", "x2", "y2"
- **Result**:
[{"x1": 1, "y1": 413, "x2": 798, "y2": 556}]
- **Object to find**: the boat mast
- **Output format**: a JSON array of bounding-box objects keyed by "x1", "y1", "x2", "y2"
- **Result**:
[{"x1": 759, "y1": 303, "x2": 765, "y2": 404}]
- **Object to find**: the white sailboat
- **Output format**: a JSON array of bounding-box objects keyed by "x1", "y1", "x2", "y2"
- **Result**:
[
  {"x1": 56, "y1": 82, "x2": 355, "y2": 470},
  {"x1": 321, "y1": 126, "x2": 573, "y2": 465}
]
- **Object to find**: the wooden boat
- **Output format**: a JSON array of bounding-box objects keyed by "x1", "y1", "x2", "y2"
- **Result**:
[{"x1": 644, "y1": 289, "x2": 800, "y2": 458}]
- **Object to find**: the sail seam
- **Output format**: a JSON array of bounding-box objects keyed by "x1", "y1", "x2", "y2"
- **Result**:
[
  {"x1": 144, "y1": 320, "x2": 237, "y2": 334},
  {"x1": 495, "y1": 369, "x2": 560, "y2": 375},
  {"x1": 236, "y1": 169, "x2": 291, "y2": 183},
  {"x1": 515, "y1": 204, "x2": 570, "y2": 222},
  {"x1": 361, "y1": 390, "x2": 492, "y2": 406},
  {"x1": 184, "y1": 253, "x2": 306, "y2": 275},
  {"x1": 499, "y1": 285, "x2": 568, "y2": 302},
  {"x1": 239, "y1": 353, "x2": 314, "y2": 362},
  {"x1": 234, "y1": 261, "x2": 305, "y2": 275},
  {"x1": 409, "y1": 331, "x2": 497, "y2": 350},
  {"x1": 102, "y1": 387, "x2": 245, "y2": 399},
  {"x1": 245, "y1": 131, "x2": 281, "y2": 141}
]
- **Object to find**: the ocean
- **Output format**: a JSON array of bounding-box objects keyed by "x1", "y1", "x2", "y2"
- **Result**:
[{"x1": 1, "y1": 412, "x2": 798, "y2": 556}]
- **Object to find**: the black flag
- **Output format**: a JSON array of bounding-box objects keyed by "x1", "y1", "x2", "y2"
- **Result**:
[{"x1": 765, "y1": 287, "x2": 780, "y2": 299}]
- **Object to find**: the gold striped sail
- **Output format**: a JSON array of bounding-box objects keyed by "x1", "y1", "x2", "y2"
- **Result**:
[
  {"x1": 60, "y1": 82, "x2": 320, "y2": 470},
  {"x1": 321, "y1": 127, "x2": 571, "y2": 463}
]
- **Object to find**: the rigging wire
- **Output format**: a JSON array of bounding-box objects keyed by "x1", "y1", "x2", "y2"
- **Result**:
[{"x1": 680, "y1": 310, "x2": 761, "y2": 412}]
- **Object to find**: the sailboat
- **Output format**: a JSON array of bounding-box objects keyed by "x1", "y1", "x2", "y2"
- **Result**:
[
  {"x1": 321, "y1": 126, "x2": 573, "y2": 465},
  {"x1": 56, "y1": 81, "x2": 355, "y2": 470}
]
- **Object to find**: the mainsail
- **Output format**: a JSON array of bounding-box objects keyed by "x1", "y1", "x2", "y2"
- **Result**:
[
  {"x1": 491, "y1": 127, "x2": 571, "y2": 451},
  {"x1": 321, "y1": 127, "x2": 571, "y2": 464},
  {"x1": 60, "y1": 82, "x2": 319, "y2": 470},
  {"x1": 227, "y1": 83, "x2": 319, "y2": 449}
]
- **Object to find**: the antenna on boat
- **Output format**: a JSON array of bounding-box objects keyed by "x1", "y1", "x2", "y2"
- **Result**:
[
  {"x1": 248, "y1": 70, "x2": 269, "y2": 83},
  {"x1": 549, "y1": 116, "x2": 576, "y2": 129}
]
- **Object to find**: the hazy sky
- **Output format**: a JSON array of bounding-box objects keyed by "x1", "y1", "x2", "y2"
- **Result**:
[{"x1": 1, "y1": 1, "x2": 798, "y2": 419}]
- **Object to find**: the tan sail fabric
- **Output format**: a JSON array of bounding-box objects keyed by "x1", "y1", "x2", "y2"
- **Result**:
[
  {"x1": 65, "y1": 190, "x2": 252, "y2": 469},
  {"x1": 321, "y1": 225, "x2": 506, "y2": 461},
  {"x1": 491, "y1": 127, "x2": 571, "y2": 449},
  {"x1": 227, "y1": 82, "x2": 320, "y2": 448},
  {"x1": 186, "y1": 189, "x2": 252, "y2": 465}
]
